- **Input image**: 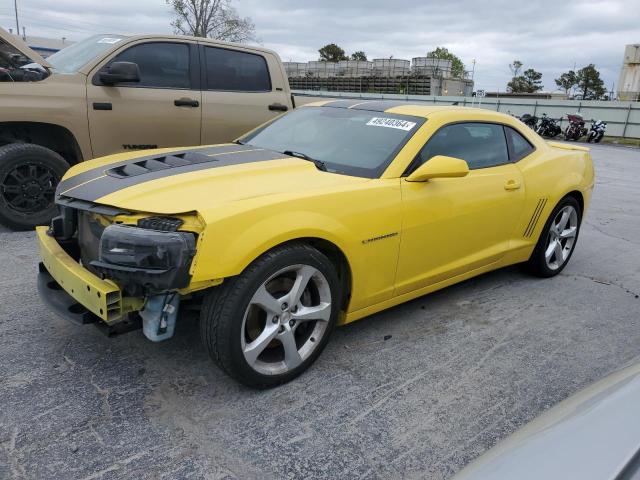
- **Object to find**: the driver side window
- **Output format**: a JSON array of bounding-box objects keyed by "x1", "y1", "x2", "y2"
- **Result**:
[
  {"x1": 417, "y1": 122, "x2": 510, "y2": 170},
  {"x1": 107, "y1": 42, "x2": 191, "y2": 89}
]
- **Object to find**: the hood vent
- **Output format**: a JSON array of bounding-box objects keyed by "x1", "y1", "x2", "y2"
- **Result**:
[
  {"x1": 107, "y1": 152, "x2": 214, "y2": 179},
  {"x1": 524, "y1": 198, "x2": 547, "y2": 238}
]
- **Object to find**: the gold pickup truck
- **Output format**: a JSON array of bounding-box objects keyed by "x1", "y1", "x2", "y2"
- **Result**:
[{"x1": 0, "y1": 27, "x2": 293, "y2": 230}]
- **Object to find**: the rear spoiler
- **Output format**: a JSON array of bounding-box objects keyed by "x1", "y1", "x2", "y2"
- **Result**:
[{"x1": 547, "y1": 141, "x2": 590, "y2": 152}]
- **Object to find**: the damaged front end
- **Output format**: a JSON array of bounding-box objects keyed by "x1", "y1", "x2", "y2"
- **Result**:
[
  {"x1": 37, "y1": 198, "x2": 204, "y2": 341},
  {"x1": 0, "y1": 27, "x2": 50, "y2": 82}
]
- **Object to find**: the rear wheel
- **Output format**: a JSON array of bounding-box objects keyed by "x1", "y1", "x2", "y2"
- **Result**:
[
  {"x1": 200, "y1": 243, "x2": 342, "y2": 388},
  {"x1": 0, "y1": 143, "x2": 69, "y2": 230},
  {"x1": 524, "y1": 196, "x2": 581, "y2": 277}
]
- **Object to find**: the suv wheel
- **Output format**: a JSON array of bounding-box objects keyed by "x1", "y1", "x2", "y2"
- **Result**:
[
  {"x1": 200, "y1": 243, "x2": 342, "y2": 388},
  {"x1": 0, "y1": 143, "x2": 70, "y2": 230}
]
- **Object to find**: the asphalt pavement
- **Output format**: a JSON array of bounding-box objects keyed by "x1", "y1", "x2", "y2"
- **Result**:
[{"x1": 0, "y1": 143, "x2": 638, "y2": 479}]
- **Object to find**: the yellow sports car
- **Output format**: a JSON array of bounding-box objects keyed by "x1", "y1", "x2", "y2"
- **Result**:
[{"x1": 37, "y1": 101, "x2": 594, "y2": 387}]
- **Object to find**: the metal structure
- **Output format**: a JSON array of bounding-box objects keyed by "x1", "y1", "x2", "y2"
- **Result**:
[
  {"x1": 306, "y1": 61, "x2": 338, "y2": 78},
  {"x1": 337, "y1": 60, "x2": 373, "y2": 77},
  {"x1": 283, "y1": 62, "x2": 308, "y2": 78},
  {"x1": 617, "y1": 44, "x2": 640, "y2": 102},
  {"x1": 285, "y1": 57, "x2": 473, "y2": 96},
  {"x1": 411, "y1": 57, "x2": 452, "y2": 77},
  {"x1": 372, "y1": 59, "x2": 410, "y2": 77}
]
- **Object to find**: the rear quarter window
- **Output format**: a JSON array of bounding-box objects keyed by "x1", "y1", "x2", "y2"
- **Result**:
[
  {"x1": 505, "y1": 126, "x2": 535, "y2": 161},
  {"x1": 204, "y1": 47, "x2": 271, "y2": 92}
]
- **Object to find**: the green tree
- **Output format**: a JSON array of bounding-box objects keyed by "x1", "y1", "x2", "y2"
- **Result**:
[
  {"x1": 167, "y1": 0, "x2": 255, "y2": 42},
  {"x1": 350, "y1": 51, "x2": 367, "y2": 61},
  {"x1": 427, "y1": 47, "x2": 465, "y2": 78},
  {"x1": 507, "y1": 64, "x2": 543, "y2": 93},
  {"x1": 555, "y1": 70, "x2": 578, "y2": 95},
  {"x1": 318, "y1": 44, "x2": 348, "y2": 62},
  {"x1": 522, "y1": 68, "x2": 543, "y2": 92},
  {"x1": 576, "y1": 64, "x2": 606, "y2": 99}
]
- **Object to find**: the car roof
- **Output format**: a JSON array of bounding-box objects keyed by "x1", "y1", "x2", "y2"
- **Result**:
[{"x1": 303, "y1": 99, "x2": 507, "y2": 120}]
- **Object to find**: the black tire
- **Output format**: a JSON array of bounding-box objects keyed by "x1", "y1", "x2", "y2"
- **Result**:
[
  {"x1": 200, "y1": 242, "x2": 342, "y2": 388},
  {"x1": 524, "y1": 196, "x2": 582, "y2": 278},
  {"x1": 0, "y1": 143, "x2": 70, "y2": 230}
]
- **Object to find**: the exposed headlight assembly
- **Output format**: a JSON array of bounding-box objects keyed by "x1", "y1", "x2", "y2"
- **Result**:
[{"x1": 91, "y1": 224, "x2": 196, "y2": 295}]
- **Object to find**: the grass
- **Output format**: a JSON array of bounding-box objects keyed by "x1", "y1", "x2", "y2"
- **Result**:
[{"x1": 600, "y1": 136, "x2": 640, "y2": 148}]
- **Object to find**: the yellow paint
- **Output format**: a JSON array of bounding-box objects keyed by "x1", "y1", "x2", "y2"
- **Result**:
[
  {"x1": 36, "y1": 227, "x2": 143, "y2": 323},
  {"x1": 43, "y1": 105, "x2": 594, "y2": 326},
  {"x1": 406, "y1": 155, "x2": 469, "y2": 181}
]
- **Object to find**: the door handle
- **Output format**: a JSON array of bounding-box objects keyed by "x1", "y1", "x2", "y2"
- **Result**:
[
  {"x1": 174, "y1": 98, "x2": 199, "y2": 107},
  {"x1": 93, "y1": 102, "x2": 112, "y2": 111},
  {"x1": 268, "y1": 103, "x2": 288, "y2": 112},
  {"x1": 504, "y1": 179, "x2": 521, "y2": 191}
]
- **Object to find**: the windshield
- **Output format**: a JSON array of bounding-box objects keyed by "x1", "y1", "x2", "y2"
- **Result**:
[
  {"x1": 240, "y1": 106, "x2": 424, "y2": 178},
  {"x1": 47, "y1": 35, "x2": 127, "y2": 73}
]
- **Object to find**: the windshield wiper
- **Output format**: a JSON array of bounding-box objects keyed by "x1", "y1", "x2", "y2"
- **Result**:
[
  {"x1": 234, "y1": 139, "x2": 246, "y2": 145},
  {"x1": 282, "y1": 150, "x2": 327, "y2": 171}
]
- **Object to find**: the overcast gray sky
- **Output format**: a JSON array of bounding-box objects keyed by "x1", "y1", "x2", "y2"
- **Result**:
[{"x1": 2, "y1": 0, "x2": 638, "y2": 92}]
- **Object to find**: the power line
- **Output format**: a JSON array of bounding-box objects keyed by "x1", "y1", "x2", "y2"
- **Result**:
[{"x1": 13, "y1": 0, "x2": 19, "y2": 34}]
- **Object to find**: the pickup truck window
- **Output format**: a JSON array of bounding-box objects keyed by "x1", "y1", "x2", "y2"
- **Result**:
[
  {"x1": 204, "y1": 46, "x2": 271, "y2": 92},
  {"x1": 48, "y1": 34, "x2": 127, "y2": 73},
  {"x1": 110, "y1": 42, "x2": 191, "y2": 89}
]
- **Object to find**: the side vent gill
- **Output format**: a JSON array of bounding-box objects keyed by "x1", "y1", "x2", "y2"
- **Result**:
[{"x1": 524, "y1": 198, "x2": 548, "y2": 238}]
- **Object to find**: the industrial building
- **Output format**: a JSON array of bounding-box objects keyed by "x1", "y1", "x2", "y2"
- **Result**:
[
  {"x1": 617, "y1": 44, "x2": 640, "y2": 101},
  {"x1": 285, "y1": 57, "x2": 473, "y2": 96},
  {"x1": 5, "y1": 28, "x2": 72, "y2": 57}
]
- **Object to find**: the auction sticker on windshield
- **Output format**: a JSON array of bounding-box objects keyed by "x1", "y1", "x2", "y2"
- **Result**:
[
  {"x1": 97, "y1": 38, "x2": 123, "y2": 44},
  {"x1": 366, "y1": 117, "x2": 416, "y2": 131}
]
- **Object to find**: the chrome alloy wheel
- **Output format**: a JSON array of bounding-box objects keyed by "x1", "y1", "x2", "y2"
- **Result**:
[
  {"x1": 241, "y1": 264, "x2": 332, "y2": 375},
  {"x1": 544, "y1": 205, "x2": 579, "y2": 270}
]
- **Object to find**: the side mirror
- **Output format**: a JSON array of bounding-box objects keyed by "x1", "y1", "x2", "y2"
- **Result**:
[
  {"x1": 405, "y1": 155, "x2": 469, "y2": 182},
  {"x1": 99, "y1": 61, "x2": 140, "y2": 85}
]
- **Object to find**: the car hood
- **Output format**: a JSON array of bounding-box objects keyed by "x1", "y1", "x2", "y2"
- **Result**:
[
  {"x1": 57, "y1": 144, "x2": 369, "y2": 216},
  {"x1": 0, "y1": 26, "x2": 52, "y2": 68}
]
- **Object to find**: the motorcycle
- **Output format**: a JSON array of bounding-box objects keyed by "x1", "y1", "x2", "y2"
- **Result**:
[
  {"x1": 535, "y1": 114, "x2": 562, "y2": 138},
  {"x1": 563, "y1": 113, "x2": 588, "y2": 141},
  {"x1": 519, "y1": 113, "x2": 539, "y2": 130},
  {"x1": 587, "y1": 120, "x2": 607, "y2": 143}
]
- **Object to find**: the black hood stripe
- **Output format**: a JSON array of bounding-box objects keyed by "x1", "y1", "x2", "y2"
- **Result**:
[
  {"x1": 322, "y1": 99, "x2": 414, "y2": 112},
  {"x1": 58, "y1": 145, "x2": 288, "y2": 203},
  {"x1": 58, "y1": 144, "x2": 252, "y2": 193}
]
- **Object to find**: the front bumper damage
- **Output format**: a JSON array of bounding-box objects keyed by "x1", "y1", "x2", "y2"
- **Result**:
[
  {"x1": 36, "y1": 226, "x2": 145, "y2": 335},
  {"x1": 36, "y1": 216, "x2": 194, "y2": 341}
]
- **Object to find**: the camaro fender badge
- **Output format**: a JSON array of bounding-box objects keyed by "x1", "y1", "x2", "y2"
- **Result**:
[{"x1": 362, "y1": 232, "x2": 399, "y2": 244}]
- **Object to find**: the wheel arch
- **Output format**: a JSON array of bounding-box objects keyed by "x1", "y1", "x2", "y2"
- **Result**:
[
  {"x1": 564, "y1": 190, "x2": 584, "y2": 215},
  {"x1": 0, "y1": 122, "x2": 83, "y2": 165},
  {"x1": 247, "y1": 236, "x2": 353, "y2": 312}
]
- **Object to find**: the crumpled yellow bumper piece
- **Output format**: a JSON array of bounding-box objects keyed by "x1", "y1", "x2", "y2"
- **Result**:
[{"x1": 36, "y1": 226, "x2": 140, "y2": 323}]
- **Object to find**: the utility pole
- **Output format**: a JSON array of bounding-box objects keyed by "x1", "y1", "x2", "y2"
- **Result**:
[{"x1": 14, "y1": 0, "x2": 20, "y2": 35}]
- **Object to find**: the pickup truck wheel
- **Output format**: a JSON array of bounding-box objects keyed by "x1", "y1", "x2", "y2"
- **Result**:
[
  {"x1": 0, "y1": 143, "x2": 69, "y2": 231},
  {"x1": 200, "y1": 243, "x2": 342, "y2": 388}
]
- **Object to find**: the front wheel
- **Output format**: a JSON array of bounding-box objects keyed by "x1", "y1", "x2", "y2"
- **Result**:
[
  {"x1": 0, "y1": 143, "x2": 70, "y2": 230},
  {"x1": 524, "y1": 196, "x2": 582, "y2": 277},
  {"x1": 200, "y1": 243, "x2": 342, "y2": 388}
]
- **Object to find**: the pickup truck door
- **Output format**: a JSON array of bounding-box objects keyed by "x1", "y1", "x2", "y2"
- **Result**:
[
  {"x1": 86, "y1": 40, "x2": 201, "y2": 158},
  {"x1": 199, "y1": 44, "x2": 292, "y2": 144}
]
